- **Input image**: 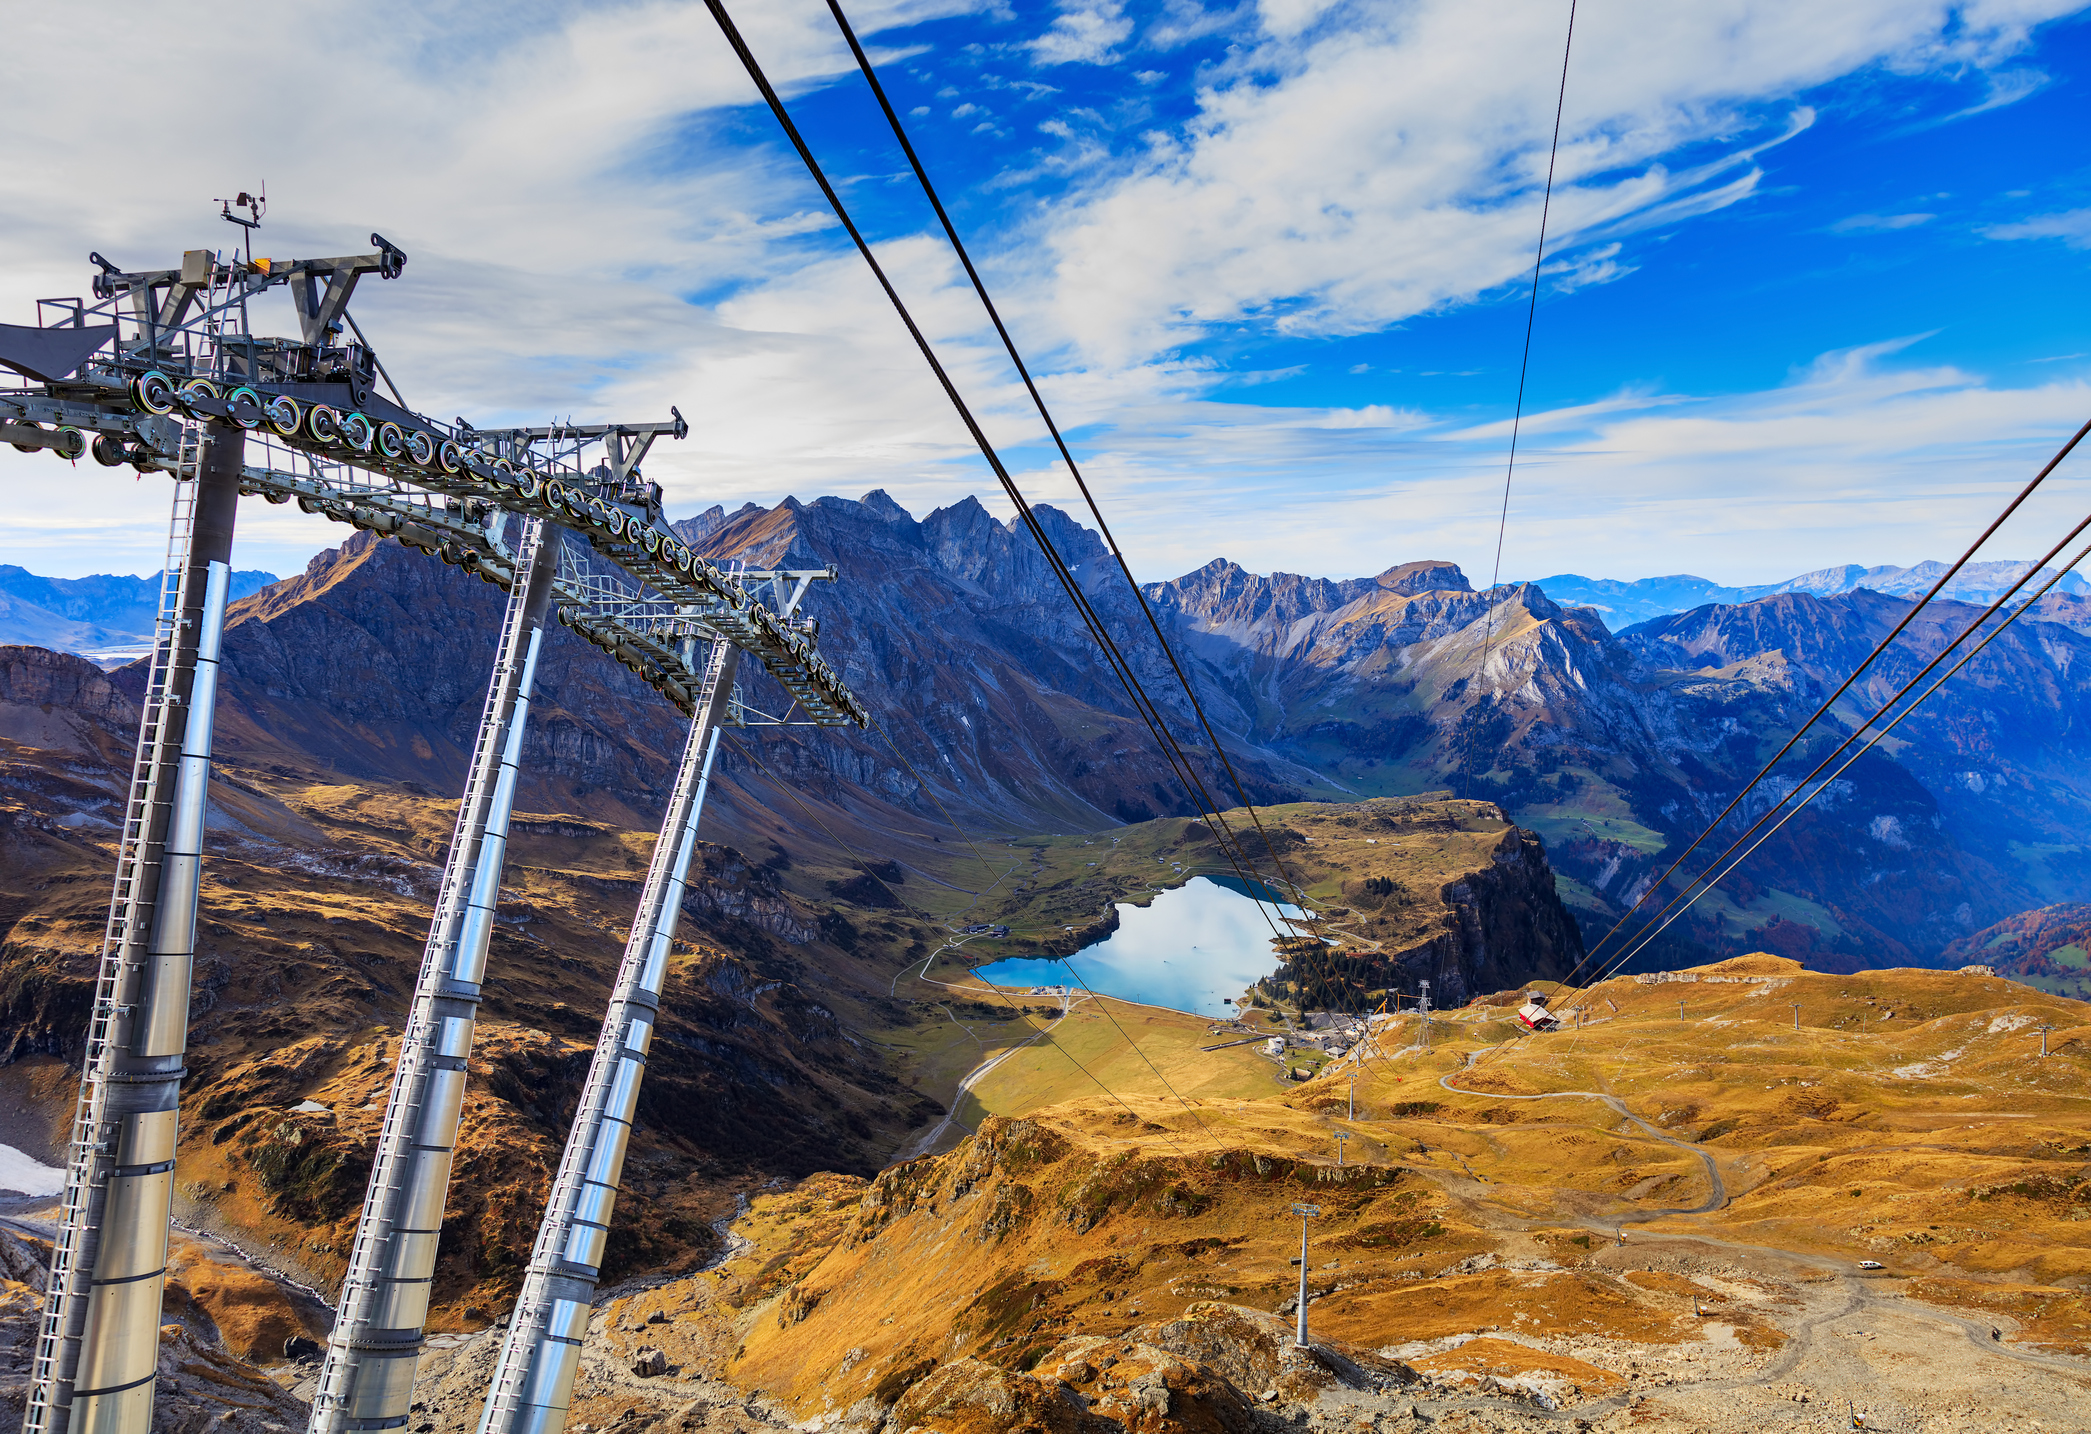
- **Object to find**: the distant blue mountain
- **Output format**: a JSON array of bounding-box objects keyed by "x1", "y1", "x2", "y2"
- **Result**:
[
  {"x1": 0, "y1": 565, "x2": 280, "y2": 655},
  {"x1": 1530, "y1": 559, "x2": 2091, "y2": 628}
]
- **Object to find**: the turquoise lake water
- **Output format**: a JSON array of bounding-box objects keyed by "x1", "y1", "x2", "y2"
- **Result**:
[{"x1": 970, "y1": 874, "x2": 1309, "y2": 1018}]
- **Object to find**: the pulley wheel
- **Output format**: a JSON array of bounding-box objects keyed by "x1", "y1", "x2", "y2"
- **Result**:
[
  {"x1": 225, "y1": 386, "x2": 264, "y2": 430},
  {"x1": 131, "y1": 370, "x2": 176, "y2": 415}
]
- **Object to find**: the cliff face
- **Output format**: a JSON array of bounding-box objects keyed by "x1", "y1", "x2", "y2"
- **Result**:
[
  {"x1": 1407, "y1": 823, "x2": 1585, "y2": 1006},
  {"x1": 675, "y1": 494, "x2": 1305, "y2": 832}
]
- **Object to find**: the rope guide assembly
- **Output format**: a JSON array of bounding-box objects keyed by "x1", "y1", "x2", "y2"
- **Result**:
[{"x1": 2, "y1": 222, "x2": 867, "y2": 1434}]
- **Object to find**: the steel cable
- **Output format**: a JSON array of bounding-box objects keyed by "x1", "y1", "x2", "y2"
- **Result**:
[
  {"x1": 1593, "y1": 528, "x2": 2091, "y2": 982},
  {"x1": 1572, "y1": 414, "x2": 2091, "y2": 981},
  {"x1": 1460, "y1": 0, "x2": 1578, "y2": 804},
  {"x1": 1467, "y1": 500, "x2": 2091, "y2": 1074},
  {"x1": 819, "y1": 0, "x2": 1330, "y2": 959},
  {"x1": 818, "y1": 0, "x2": 1404, "y2": 1026},
  {"x1": 700, "y1": 0, "x2": 1301, "y2": 957}
]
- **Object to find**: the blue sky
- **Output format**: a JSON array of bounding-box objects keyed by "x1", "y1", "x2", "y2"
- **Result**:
[{"x1": 1, "y1": 1, "x2": 2088, "y2": 588}]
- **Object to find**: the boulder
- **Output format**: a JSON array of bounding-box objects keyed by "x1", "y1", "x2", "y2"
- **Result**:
[
  {"x1": 887, "y1": 1357, "x2": 1088, "y2": 1434},
  {"x1": 631, "y1": 1347, "x2": 669, "y2": 1378},
  {"x1": 1034, "y1": 1335, "x2": 1256, "y2": 1434}
]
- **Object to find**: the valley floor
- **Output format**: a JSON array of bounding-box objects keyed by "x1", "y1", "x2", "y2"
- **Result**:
[{"x1": 3, "y1": 954, "x2": 2088, "y2": 1434}]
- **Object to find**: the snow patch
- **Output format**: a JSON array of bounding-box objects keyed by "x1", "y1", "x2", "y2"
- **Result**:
[{"x1": 0, "y1": 1143, "x2": 63, "y2": 1196}]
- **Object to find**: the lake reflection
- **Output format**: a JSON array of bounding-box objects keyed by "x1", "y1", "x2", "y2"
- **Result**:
[{"x1": 970, "y1": 874, "x2": 1307, "y2": 1017}]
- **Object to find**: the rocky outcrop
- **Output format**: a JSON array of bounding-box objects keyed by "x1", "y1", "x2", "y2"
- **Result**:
[
  {"x1": 0, "y1": 645, "x2": 137, "y2": 757},
  {"x1": 0, "y1": 1227, "x2": 311, "y2": 1434},
  {"x1": 1388, "y1": 824, "x2": 1583, "y2": 1006}
]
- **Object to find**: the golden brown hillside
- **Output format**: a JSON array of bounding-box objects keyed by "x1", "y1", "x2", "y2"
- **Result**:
[{"x1": 394, "y1": 954, "x2": 2091, "y2": 1434}]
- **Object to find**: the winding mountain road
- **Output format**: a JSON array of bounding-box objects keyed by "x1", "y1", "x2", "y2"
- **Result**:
[
  {"x1": 1437, "y1": 1063, "x2": 1727, "y2": 1219},
  {"x1": 899, "y1": 989, "x2": 1078, "y2": 1159}
]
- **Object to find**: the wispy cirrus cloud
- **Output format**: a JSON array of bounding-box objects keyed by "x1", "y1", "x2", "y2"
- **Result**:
[
  {"x1": 1831, "y1": 212, "x2": 1936, "y2": 232},
  {"x1": 1027, "y1": 0, "x2": 1135, "y2": 66},
  {"x1": 1982, "y1": 206, "x2": 2091, "y2": 249},
  {"x1": 1030, "y1": 1, "x2": 2080, "y2": 366},
  {"x1": 982, "y1": 339, "x2": 2091, "y2": 590}
]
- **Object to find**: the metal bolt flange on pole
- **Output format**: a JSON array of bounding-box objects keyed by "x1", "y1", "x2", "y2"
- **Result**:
[
  {"x1": 26, "y1": 421, "x2": 243, "y2": 1434},
  {"x1": 476, "y1": 640, "x2": 739, "y2": 1434},
  {"x1": 309, "y1": 522, "x2": 559, "y2": 1434}
]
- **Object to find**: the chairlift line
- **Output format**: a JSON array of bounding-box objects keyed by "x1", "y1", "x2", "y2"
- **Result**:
[
  {"x1": 1597, "y1": 527, "x2": 2091, "y2": 982},
  {"x1": 1461, "y1": 0, "x2": 1577, "y2": 804},
  {"x1": 820, "y1": 0, "x2": 1336, "y2": 971},
  {"x1": 1577, "y1": 493, "x2": 2091, "y2": 991}
]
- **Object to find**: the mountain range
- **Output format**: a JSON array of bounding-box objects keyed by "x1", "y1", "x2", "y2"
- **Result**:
[
  {"x1": 12, "y1": 551, "x2": 2079, "y2": 667},
  {"x1": 1529, "y1": 559, "x2": 2091, "y2": 627},
  {"x1": 0, "y1": 564, "x2": 278, "y2": 656},
  {"x1": 10, "y1": 494, "x2": 2091, "y2": 975}
]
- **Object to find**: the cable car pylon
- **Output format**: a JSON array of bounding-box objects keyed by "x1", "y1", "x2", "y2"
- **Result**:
[
  {"x1": 477, "y1": 634, "x2": 740, "y2": 1434},
  {"x1": 6, "y1": 225, "x2": 868, "y2": 1434},
  {"x1": 307, "y1": 522, "x2": 559, "y2": 1434},
  {"x1": 24, "y1": 418, "x2": 244, "y2": 1434}
]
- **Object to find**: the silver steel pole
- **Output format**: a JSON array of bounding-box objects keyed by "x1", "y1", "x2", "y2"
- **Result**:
[
  {"x1": 477, "y1": 642, "x2": 738, "y2": 1434},
  {"x1": 1295, "y1": 1216, "x2": 1310, "y2": 1347},
  {"x1": 27, "y1": 423, "x2": 243, "y2": 1434},
  {"x1": 309, "y1": 523, "x2": 559, "y2": 1434}
]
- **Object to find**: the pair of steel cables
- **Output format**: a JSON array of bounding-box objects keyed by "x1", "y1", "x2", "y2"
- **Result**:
[
  {"x1": 1456, "y1": 412, "x2": 2091, "y2": 1071},
  {"x1": 695, "y1": 1, "x2": 1354, "y2": 1000}
]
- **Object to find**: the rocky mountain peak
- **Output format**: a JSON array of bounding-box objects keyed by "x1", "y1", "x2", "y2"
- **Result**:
[{"x1": 1374, "y1": 559, "x2": 1471, "y2": 595}]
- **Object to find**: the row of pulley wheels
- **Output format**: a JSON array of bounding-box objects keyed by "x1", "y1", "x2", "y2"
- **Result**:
[
  {"x1": 121, "y1": 372, "x2": 737, "y2": 627},
  {"x1": 130, "y1": 371, "x2": 465, "y2": 471}
]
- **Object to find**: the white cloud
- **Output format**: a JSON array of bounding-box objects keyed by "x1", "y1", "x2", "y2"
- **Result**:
[
  {"x1": 1982, "y1": 207, "x2": 2091, "y2": 249},
  {"x1": 0, "y1": 0, "x2": 983, "y2": 577},
  {"x1": 0, "y1": 0, "x2": 2084, "y2": 592},
  {"x1": 1034, "y1": 0, "x2": 2083, "y2": 365},
  {"x1": 1044, "y1": 340, "x2": 2091, "y2": 589},
  {"x1": 1027, "y1": 0, "x2": 1134, "y2": 65},
  {"x1": 1831, "y1": 212, "x2": 1937, "y2": 232}
]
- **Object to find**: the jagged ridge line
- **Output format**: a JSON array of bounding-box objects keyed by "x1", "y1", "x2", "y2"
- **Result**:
[{"x1": 821, "y1": 0, "x2": 1376, "y2": 1022}]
